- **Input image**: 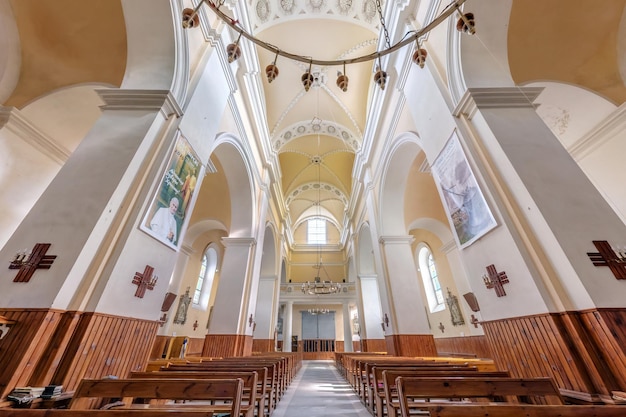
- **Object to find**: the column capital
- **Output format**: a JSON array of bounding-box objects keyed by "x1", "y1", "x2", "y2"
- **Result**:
[
  {"x1": 180, "y1": 243, "x2": 196, "y2": 256},
  {"x1": 0, "y1": 106, "x2": 71, "y2": 164},
  {"x1": 358, "y1": 274, "x2": 378, "y2": 281},
  {"x1": 221, "y1": 237, "x2": 256, "y2": 248},
  {"x1": 97, "y1": 89, "x2": 183, "y2": 118},
  {"x1": 379, "y1": 235, "x2": 414, "y2": 245},
  {"x1": 453, "y1": 87, "x2": 544, "y2": 119}
]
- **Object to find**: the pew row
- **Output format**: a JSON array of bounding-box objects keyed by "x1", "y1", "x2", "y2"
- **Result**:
[
  {"x1": 425, "y1": 404, "x2": 626, "y2": 416},
  {"x1": 68, "y1": 378, "x2": 243, "y2": 417},
  {"x1": 395, "y1": 376, "x2": 565, "y2": 417},
  {"x1": 0, "y1": 411, "x2": 215, "y2": 417}
]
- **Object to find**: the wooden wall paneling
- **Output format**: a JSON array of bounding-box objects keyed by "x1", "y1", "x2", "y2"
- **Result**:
[
  {"x1": 434, "y1": 335, "x2": 493, "y2": 358},
  {"x1": 0, "y1": 309, "x2": 61, "y2": 399},
  {"x1": 53, "y1": 313, "x2": 158, "y2": 391},
  {"x1": 203, "y1": 334, "x2": 252, "y2": 357},
  {"x1": 251, "y1": 339, "x2": 274, "y2": 353},
  {"x1": 30, "y1": 311, "x2": 82, "y2": 386},
  {"x1": 586, "y1": 310, "x2": 626, "y2": 387},
  {"x1": 557, "y1": 312, "x2": 616, "y2": 398},
  {"x1": 385, "y1": 334, "x2": 437, "y2": 356},
  {"x1": 361, "y1": 339, "x2": 386, "y2": 352}
]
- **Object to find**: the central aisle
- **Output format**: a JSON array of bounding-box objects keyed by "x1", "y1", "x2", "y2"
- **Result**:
[{"x1": 272, "y1": 360, "x2": 371, "y2": 417}]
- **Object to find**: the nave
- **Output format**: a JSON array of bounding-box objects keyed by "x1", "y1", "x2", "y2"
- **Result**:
[{"x1": 272, "y1": 361, "x2": 370, "y2": 417}]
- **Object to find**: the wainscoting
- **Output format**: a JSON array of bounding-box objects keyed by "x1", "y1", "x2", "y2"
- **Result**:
[
  {"x1": 0, "y1": 309, "x2": 159, "y2": 398},
  {"x1": 434, "y1": 335, "x2": 493, "y2": 358},
  {"x1": 483, "y1": 309, "x2": 626, "y2": 403}
]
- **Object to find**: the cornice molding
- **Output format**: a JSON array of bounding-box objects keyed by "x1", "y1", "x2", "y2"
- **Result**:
[
  {"x1": 221, "y1": 237, "x2": 257, "y2": 247},
  {"x1": 439, "y1": 238, "x2": 457, "y2": 254},
  {"x1": 379, "y1": 235, "x2": 415, "y2": 245},
  {"x1": 97, "y1": 89, "x2": 183, "y2": 117},
  {"x1": 453, "y1": 87, "x2": 544, "y2": 118},
  {"x1": 0, "y1": 106, "x2": 71, "y2": 164},
  {"x1": 569, "y1": 103, "x2": 626, "y2": 160}
]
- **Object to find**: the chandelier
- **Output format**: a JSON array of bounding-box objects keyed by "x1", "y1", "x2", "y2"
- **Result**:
[
  {"x1": 308, "y1": 308, "x2": 330, "y2": 315},
  {"x1": 302, "y1": 277, "x2": 341, "y2": 295}
]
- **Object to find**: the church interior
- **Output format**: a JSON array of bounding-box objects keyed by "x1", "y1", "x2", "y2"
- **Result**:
[{"x1": 1, "y1": 0, "x2": 626, "y2": 413}]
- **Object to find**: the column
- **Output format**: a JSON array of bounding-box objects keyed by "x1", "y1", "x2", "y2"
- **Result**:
[
  {"x1": 253, "y1": 276, "x2": 279, "y2": 352},
  {"x1": 0, "y1": 90, "x2": 182, "y2": 396},
  {"x1": 283, "y1": 301, "x2": 293, "y2": 352},
  {"x1": 356, "y1": 275, "x2": 385, "y2": 352},
  {"x1": 454, "y1": 87, "x2": 626, "y2": 400},
  {"x1": 204, "y1": 237, "x2": 256, "y2": 357},
  {"x1": 379, "y1": 235, "x2": 437, "y2": 356},
  {"x1": 342, "y1": 302, "x2": 353, "y2": 352}
]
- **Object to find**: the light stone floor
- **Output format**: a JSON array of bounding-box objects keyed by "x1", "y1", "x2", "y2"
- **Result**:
[{"x1": 272, "y1": 360, "x2": 371, "y2": 417}]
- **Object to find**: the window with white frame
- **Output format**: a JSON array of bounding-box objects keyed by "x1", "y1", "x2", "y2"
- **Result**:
[
  {"x1": 193, "y1": 246, "x2": 218, "y2": 310},
  {"x1": 418, "y1": 245, "x2": 445, "y2": 313},
  {"x1": 307, "y1": 218, "x2": 326, "y2": 244}
]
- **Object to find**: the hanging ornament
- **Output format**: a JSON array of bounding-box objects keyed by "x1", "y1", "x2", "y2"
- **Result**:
[
  {"x1": 412, "y1": 46, "x2": 428, "y2": 68},
  {"x1": 266, "y1": 51, "x2": 280, "y2": 83},
  {"x1": 182, "y1": 8, "x2": 200, "y2": 29},
  {"x1": 336, "y1": 63, "x2": 349, "y2": 92},
  {"x1": 302, "y1": 62, "x2": 314, "y2": 92},
  {"x1": 456, "y1": 12, "x2": 475, "y2": 34},
  {"x1": 227, "y1": 33, "x2": 243, "y2": 63}
]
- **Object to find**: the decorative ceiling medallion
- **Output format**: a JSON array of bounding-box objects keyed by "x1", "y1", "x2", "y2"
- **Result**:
[
  {"x1": 307, "y1": 0, "x2": 326, "y2": 12},
  {"x1": 256, "y1": 0, "x2": 270, "y2": 21},
  {"x1": 362, "y1": 0, "x2": 377, "y2": 22},
  {"x1": 337, "y1": 0, "x2": 352, "y2": 14},
  {"x1": 280, "y1": 0, "x2": 296, "y2": 13}
]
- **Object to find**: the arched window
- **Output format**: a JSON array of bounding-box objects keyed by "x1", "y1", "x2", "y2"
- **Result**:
[
  {"x1": 307, "y1": 218, "x2": 326, "y2": 244},
  {"x1": 418, "y1": 245, "x2": 445, "y2": 313},
  {"x1": 193, "y1": 246, "x2": 218, "y2": 310}
]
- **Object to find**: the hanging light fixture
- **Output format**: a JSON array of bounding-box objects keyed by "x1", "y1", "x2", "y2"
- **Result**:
[
  {"x1": 181, "y1": 0, "x2": 474, "y2": 86},
  {"x1": 301, "y1": 154, "x2": 341, "y2": 296},
  {"x1": 308, "y1": 308, "x2": 330, "y2": 315}
]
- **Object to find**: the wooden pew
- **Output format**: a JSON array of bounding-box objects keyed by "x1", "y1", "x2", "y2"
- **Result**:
[
  {"x1": 395, "y1": 376, "x2": 565, "y2": 417},
  {"x1": 378, "y1": 369, "x2": 510, "y2": 417},
  {"x1": 68, "y1": 378, "x2": 243, "y2": 417},
  {"x1": 129, "y1": 371, "x2": 257, "y2": 417},
  {"x1": 0, "y1": 411, "x2": 215, "y2": 417},
  {"x1": 164, "y1": 362, "x2": 276, "y2": 415},
  {"x1": 425, "y1": 404, "x2": 626, "y2": 416}
]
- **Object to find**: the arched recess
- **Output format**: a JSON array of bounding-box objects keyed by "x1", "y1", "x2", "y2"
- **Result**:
[
  {"x1": 260, "y1": 223, "x2": 279, "y2": 278},
  {"x1": 357, "y1": 222, "x2": 376, "y2": 276},
  {"x1": 378, "y1": 132, "x2": 425, "y2": 236},
  {"x1": 210, "y1": 133, "x2": 256, "y2": 237}
]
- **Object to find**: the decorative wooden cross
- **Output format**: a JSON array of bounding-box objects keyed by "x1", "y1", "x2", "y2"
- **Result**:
[
  {"x1": 438, "y1": 322, "x2": 445, "y2": 333},
  {"x1": 383, "y1": 313, "x2": 390, "y2": 328},
  {"x1": 587, "y1": 240, "x2": 626, "y2": 280},
  {"x1": 470, "y1": 315, "x2": 480, "y2": 328},
  {"x1": 193, "y1": 320, "x2": 199, "y2": 331},
  {"x1": 132, "y1": 265, "x2": 158, "y2": 298},
  {"x1": 10, "y1": 243, "x2": 57, "y2": 283},
  {"x1": 483, "y1": 264, "x2": 509, "y2": 297}
]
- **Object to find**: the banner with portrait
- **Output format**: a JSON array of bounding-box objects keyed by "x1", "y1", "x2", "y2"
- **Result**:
[
  {"x1": 141, "y1": 134, "x2": 202, "y2": 249},
  {"x1": 431, "y1": 131, "x2": 496, "y2": 248}
]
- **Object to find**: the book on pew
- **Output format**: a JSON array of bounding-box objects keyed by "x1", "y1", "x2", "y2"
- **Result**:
[
  {"x1": 7, "y1": 386, "x2": 46, "y2": 405},
  {"x1": 41, "y1": 385, "x2": 63, "y2": 399}
]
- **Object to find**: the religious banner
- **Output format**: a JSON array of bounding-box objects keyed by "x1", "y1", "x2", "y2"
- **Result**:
[
  {"x1": 141, "y1": 133, "x2": 202, "y2": 249},
  {"x1": 432, "y1": 131, "x2": 496, "y2": 248}
]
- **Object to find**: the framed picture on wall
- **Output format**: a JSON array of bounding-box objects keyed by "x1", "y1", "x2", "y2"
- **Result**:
[
  {"x1": 431, "y1": 130, "x2": 496, "y2": 248},
  {"x1": 141, "y1": 133, "x2": 202, "y2": 250}
]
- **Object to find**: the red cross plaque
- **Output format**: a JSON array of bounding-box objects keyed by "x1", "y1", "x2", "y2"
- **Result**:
[
  {"x1": 10, "y1": 243, "x2": 57, "y2": 283},
  {"x1": 132, "y1": 265, "x2": 158, "y2": 298},
  {"x1": 587, "y1": 240, "x2": 626, "y2": 280},
  {"x1": 483, "y1": 264, "x2": 509, "y2": 297}
]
